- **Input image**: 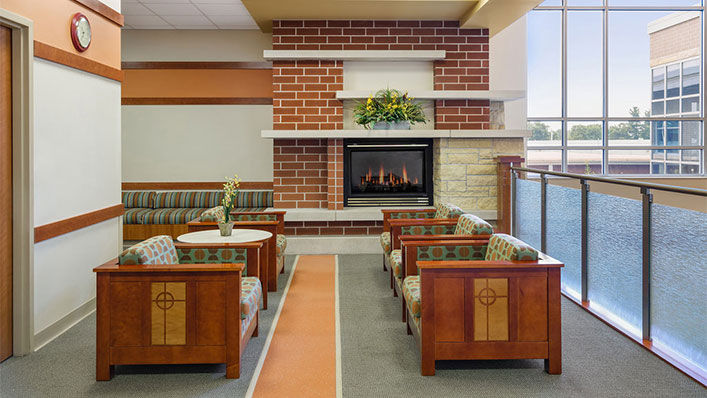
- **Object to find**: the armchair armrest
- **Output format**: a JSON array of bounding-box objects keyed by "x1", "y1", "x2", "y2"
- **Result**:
[
  {"x1": 94, "y1": 258, "x2": 245, "y2": 273},
  {"x1": 382, "y1": 209, "x2": 436, "y2": 231},
  {"x1": 399, "y1": 234, "x2": 491, "y2": 242},
  {"x1": 231, "y1": 211, "x2": 286, "y2": 234}
]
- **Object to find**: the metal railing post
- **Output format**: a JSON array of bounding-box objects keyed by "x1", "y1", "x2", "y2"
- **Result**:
[
  {"x1": 581, "y1": 179, "x2": 590, "y2": 304},
  {"x1": 641, "y1": 187, "x2": 653, "y2": 342},
  {"x1": 540, "y1": 174, "x2": 547, "y2": 253},
  {"x1": 511, "y1": 170, "x2": 517, "y2": 236}
]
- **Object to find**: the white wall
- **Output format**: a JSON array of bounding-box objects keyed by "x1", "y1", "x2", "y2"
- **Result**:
[
  {"x1": 121, "y1": 105, "x2": 273, "y2": 182},
  {"x1": 489, "y1": 16, "x2": 528, "y2": 130},
  {"x1": 121, "y1": 30, "x2": 274, "y2": 182},
  {"x1": 32, "y1": 59, "x2": 122, "y2": 335}
]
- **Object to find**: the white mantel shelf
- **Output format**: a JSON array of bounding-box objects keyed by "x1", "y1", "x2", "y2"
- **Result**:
[
  {"x1": 263, "y1": 50, "x2": 446, "y2": 61},
  {"x1": 267, "y1": 207, "x2": 497, "y2": 222},
  {"x1": 262, "y1": 129, "x2": 531, "y2": 139},
  {"x1": 336, "y1": 90, "x2": 525, "y2": 101}
]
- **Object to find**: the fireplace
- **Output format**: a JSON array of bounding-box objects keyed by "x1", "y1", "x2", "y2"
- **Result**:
[{"x1": 344, "y1": 139, "x2": 433, "y2": 207}]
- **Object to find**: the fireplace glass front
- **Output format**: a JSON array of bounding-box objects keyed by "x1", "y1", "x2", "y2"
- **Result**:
[{"x1": 344, "y1": 139, "x2": 433, "y2": 206}]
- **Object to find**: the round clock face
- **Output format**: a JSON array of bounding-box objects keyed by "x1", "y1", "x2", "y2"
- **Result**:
[{"x1": 71, "y1": 13, "x2": 91, "y2": 52}]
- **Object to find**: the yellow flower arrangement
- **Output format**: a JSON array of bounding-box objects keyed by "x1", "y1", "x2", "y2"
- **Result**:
[
  {"x1": 353, "y1": 88, "x2": 427, "y2": 129},
  {"x1": 220, "y1": 173, "x2": 241, "y2": 223}
]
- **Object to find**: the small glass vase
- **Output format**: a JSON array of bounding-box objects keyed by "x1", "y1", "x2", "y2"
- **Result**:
[{"x1": 218, "y1": 221, "x2": 234, "y2": 237}]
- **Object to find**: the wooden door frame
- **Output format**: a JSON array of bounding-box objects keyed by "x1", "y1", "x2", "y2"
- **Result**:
[{"x1": 0, "y1": 9, "x2": 34, "y2": 357}]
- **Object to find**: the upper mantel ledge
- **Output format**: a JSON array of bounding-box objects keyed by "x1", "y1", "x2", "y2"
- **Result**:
[
  {"x1": 336, "y1": 90, "x2": 525, "y2": 101},
  {"x1": 263, "y1": 50, "x2": 446, "y2": 61},
  {"x1": 261, "y1": 129, "x2": 531, "y2": 139}
]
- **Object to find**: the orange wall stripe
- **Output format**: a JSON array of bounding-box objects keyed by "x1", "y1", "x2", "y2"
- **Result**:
[
  {"x1": 253, "y1": 255, "x2": 337, "y2": 398},
  {"x1": 34, "y1": 204, "x2": 124, "y2": 243},
  {"x1": 121, "y1": 61, "x2": 273, "y2": 70},
  {"x1": 3, "y1": 0, "x2": 121, "y2": 70},
  {"x1": 72, "y1": 0, "x2": 124, "y2": 26},
  {"x1": 121, "y1": 69, "x2": 273, "y2": 99},
  {"x1": 121, "y1": 182, "x2": 274, "y2": 190},
  {"x1": 121, "y1": 98, "x2": 273, "y2": 105},
  {"x1": 34, "y1": 41, "x2": 123, "y2": 82}
]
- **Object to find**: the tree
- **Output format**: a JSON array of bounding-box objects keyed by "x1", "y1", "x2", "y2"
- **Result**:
[{"x1": 528, "y1": 122, "x2": 560, "y2": 141}]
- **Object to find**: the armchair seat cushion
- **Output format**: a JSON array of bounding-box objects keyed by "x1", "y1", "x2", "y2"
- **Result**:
[
  {"x1": 403, "y1": 276, "x2": 421, "y2": 318},
  {"x1": 141, "y1": 208, "x2": 207, "y2": 224},
  {"x1": 379, "y1": 232, "x2": 391, "y2": 253},
  {"x1": 123, "y1": 208, "x2": 151, "y2": 225},
  {"x1": 241, "y1": 277, "x2": 262, "y2": 320},
  {"x1": 276, "y1": 234, "x2": 287, "y2": 256},
  {"x1": 389, "y1": 249, "x2": 403, "y2": 278}
]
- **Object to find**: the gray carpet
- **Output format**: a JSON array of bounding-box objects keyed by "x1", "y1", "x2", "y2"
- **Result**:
[
  {"x1": 338, "y1": 254, "x2": 706, "y2": 398},
  {"x1": 0, "y1": 256, "x2": 296, "y2": 398},
  {"x1": 0, "y1": 254, "x2": 704, "y2": 397}
]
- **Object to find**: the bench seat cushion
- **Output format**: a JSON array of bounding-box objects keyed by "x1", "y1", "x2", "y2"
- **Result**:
[
  {"x1": 123, "y1": 208, "x2": 151, "y2": 224},
  {"x1": 241, "y1": 276, "x2": 262, "y2": 321},
  {"x1": 276, "y1": 234, "x2": 287, "y2": 256},
  {"x1": 379, "y1": 232, "x2": 391, "y2": 254},
  {"x1": 403, "y1": 275, "x2": 421, "y2": 318},
  {"x1": 141, "y1": 208, "x2": 207, "y2": 224},
  {"x1": 389, "y1": 249, "x2": 403, "y2": 278}
]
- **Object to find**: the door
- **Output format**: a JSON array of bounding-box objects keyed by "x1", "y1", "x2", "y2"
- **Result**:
[{"x1": 0, "y1": 24, "x2": 13, "y2": 362}]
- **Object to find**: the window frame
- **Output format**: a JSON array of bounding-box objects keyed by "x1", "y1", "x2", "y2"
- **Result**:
[{"x1": 527, "y1": 0, "x2": 705, "y2": 177}]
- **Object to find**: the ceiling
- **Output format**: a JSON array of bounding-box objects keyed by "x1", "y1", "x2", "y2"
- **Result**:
[
  {"x1": 121, "y1": 0, "x2": 542, "y2": 36},
  {"x1": 122, "y1": 0, "x2": 258, "y2": 29}
]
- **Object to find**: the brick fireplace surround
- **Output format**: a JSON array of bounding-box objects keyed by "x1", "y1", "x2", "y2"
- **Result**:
[{"x1": 268, "y1": 20, "x2": 523, "y2": 238}]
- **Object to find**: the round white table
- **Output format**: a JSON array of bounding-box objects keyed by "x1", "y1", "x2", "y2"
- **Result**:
[{"x1": 177, "y1": 229, "x2": 272, "y2": 244}]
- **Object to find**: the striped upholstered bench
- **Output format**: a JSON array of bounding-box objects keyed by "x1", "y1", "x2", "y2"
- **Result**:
[{"x1": 122, "y1": 190, "x2": 273, "y2": 240}]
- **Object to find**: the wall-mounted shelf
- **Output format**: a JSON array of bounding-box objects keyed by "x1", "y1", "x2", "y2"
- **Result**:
[
  {"x1": 263, "y1": 50, "x2": 446, "y2": 61},
  {"x1": 261, "y1": 129, "x2": 531, "y2": 139},
  {"x1": 335, "y1": 90, "x2": 525, "y2": 101}
]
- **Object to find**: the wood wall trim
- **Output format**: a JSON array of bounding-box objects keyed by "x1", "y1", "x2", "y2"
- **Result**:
[
  {"x1": 122, "y1": 182, "x2": 274, "y2": 190},
  {"x1": 33, "y1": 41, "x2": 123, "y2": 82},
  {"x1": 34, "y1": 204, "x2": 124, "y2": 243},
  {"x1": 121, "y1": 98, "x2": 273, "y2": 105},
  {"x1": 121, "y1": 61, "x2": 272, "y2": 70},
  {"x1": 72, "y1": 0, "x2": 124, "y2": 27}
]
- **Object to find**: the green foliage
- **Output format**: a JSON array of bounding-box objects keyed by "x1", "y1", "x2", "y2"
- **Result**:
[
  {"x1": 529, "y1": 107, "x2": 651, "y2": 143},
  {"x1": 353, "y1": 88, "x2": 427, "y2": 129}
]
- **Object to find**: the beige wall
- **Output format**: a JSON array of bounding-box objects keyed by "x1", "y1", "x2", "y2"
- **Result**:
[
  {"x1": 649, "y1": 14, "x2": 700, "y2": 67},
  {"x1": 121, "y1": 29, "x2": 271, "y2": 62},
  {"x1": 121, "y1": 30, "x2": 274, "y2": 183}
]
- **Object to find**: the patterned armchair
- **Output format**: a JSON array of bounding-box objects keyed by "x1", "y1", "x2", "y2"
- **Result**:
[
  {"x1": 188, "y1": 210, "x2": 287, "y2": 293},
  {"x1": 380, "y1": 203, "x2": 464, "y2": 272},
  {"x1": 387, "y1": 213, "x2": 493, "y2": 297},
  {"x1": 94, "y1": 235, "x2": 264, "y2": 380},
  {"x1": 400, "y1": 233, "x2": 563, "y2": 376}
]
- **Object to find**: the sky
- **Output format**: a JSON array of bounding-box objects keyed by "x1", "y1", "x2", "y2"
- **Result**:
[{"x1": 527, "y1": 5, "x2": 703, "y2": 119}]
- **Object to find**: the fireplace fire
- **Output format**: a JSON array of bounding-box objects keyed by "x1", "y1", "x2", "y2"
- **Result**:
[{"x1": 344, "y1": 139, "x2": 433, "y2": 206}]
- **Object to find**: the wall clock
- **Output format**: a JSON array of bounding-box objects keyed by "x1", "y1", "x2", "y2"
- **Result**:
[{"x1": 70, "y1": 13, "x2": 91, "y2": 52}]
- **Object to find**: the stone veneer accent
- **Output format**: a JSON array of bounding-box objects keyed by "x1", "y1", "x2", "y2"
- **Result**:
[
  {"x1": 271, "y1": 20, "x2": 491, "y2": 210},
  {"x1": 433, "y1": 138, "x2": 524, "y2": 212}
]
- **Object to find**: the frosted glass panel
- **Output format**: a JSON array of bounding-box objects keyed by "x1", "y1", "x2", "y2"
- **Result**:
[
  {"x1": 651, "y1": 204, "x2": 707, "y2": 369},
  {"x1": 515, "y1": 179, "x2": 541, "y2": 250},
  {"x1": 546, "y1": 184, "x2": 582, "y2": 297},
  {"x1": 587, "y1": 192, "x2": 642, "y2": 332}
]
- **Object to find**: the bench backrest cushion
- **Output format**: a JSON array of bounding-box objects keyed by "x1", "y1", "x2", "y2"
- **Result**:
[
  {"x1": 454, "y1": 214, "x2": 494, "y2": 236},
  {"x1": 122, "y1": 191, "x2": 155, "y2": 208},
  {"x1": 485, "y1": 234, "x2": 538, "y2": 261},
  {"x1": 154, "y1": 191, "x2": 224, "y2": 209},
  {"x1": 234, "y1": 191, "x2": 273, "y2": 208},
  {"x1": 177, "y1": 247, "x2": 248, "y2": 273},
  {"x1": 434, "y1": 203, "x2": 464, "y2": 219},
  {"x1": 119, "y1": 235, "x2": 178, "y2": 265}
]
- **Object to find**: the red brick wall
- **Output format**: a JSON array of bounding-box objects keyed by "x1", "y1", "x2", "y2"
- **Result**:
[
  {"x1": 273, "y1": 139, "x2": 329, "y2": 208},
  {"x1": 271, "y1": 20, "x2": 490, "y2": 209},
  {"x1": 284, "y1": 221, "x2": 383, "y2": 236}
]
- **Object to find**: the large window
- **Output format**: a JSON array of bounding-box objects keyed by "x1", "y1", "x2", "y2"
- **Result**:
[{"x1": 527, "y1": 1, "x2": 705, "y2": 175}]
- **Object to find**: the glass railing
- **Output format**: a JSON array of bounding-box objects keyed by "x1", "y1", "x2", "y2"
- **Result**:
[{"x1": 511, "y1": 167, "x2": 706, "y2": 381}]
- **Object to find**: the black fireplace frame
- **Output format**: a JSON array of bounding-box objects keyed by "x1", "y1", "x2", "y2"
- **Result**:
[{"x1": 343, "y1": 138, "x2": 434, "y2": 207}]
